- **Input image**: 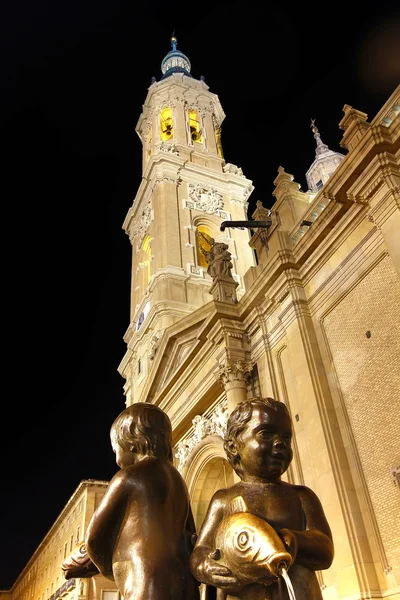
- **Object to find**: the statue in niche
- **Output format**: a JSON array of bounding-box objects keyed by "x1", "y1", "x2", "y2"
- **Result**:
[
  {"x1": 199, "y1": 233, "x2": 234, "y2": 280},
  {"x1": 190, "y1": 397, "x2": 334, "y2": 600},
  {"x1": 63, "y1": 403, "x2": 200, "y2": 600}
]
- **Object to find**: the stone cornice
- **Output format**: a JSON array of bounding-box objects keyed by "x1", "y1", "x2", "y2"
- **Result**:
[
  {"x1": 123, "y1": 152, "x2": 185, "y2": 233},
  {"x1": 344, "y1": 150, "x2": 400, "y2": 204},
  {"x1": 129, "y1": 300, "x2": 246, "y2": 409},
  {"x1": 123, "y1": 152, "x2": 253, "y2": 236},
  {"x1": 323, "y1": 112, "x2": 399, "y2": 205}
]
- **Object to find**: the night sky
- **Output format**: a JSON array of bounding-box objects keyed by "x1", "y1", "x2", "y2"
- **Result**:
[{"x1": 1, "y1": 0, "x2": 399, "y2": 589}]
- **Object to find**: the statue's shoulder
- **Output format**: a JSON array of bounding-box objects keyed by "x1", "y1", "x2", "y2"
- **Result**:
[
  {"x1": 289, "y1": 483, "x2": 322, "y2": 505},
  {"x1": 211, "y1": 482, "x2": 242, "y2": 506}
]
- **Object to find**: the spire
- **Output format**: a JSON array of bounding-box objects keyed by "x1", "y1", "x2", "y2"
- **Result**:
[
  {"x1": 161, "y1": 35, "x2": 192, "y2": 79},
  {"x1": 306, "y1": 118, "x2": 345, "y2": 193},
  {"x1": 310, "y1": 118, "x2": 329, "y2": 156}
]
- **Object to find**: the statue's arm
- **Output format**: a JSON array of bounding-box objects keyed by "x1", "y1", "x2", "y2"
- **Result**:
[
  {"x1": 186, "y1": 502, "x2": 197, "y2": 544},
  {"x1": 85, "y1": 470, "x2": 129, "y2": 579},
  {"x1": 190, "y1": 491, "x2": 240, "y2": 589},
  {"x1": 281, "y1": 486, "x2": 334, "y2": 571}
]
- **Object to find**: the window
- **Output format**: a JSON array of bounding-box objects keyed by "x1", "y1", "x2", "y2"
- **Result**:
[
  {"x1": 137, "y1": 359, "x2": 141, "y2": 375},
  {"x1": 316, "y1": 179, "x2": 323, "y2": 190},
  {"x1": 215, "y1": 123, "x2": 223, "y2": 159},
  {"x1": 196, "y1": 225, "x2": 214, "y2": 269},
  {"x1": 142, "y1": 235, "x2": 151, "y2": 285},
  {"x1": 160, "y1": 107, "x2": 173, "y2": 141},
  {"x1": 147, "y1": 131, "x2": 152, "y2": 160},
  {"x1": 189, "y1": 109, "x2": 203, "y2": 143},
  {"x1": 70, "y1": 535, "x2": 73, "y2": 552},
  {"x1": 63, "y1": 543, "x2": 67, "y2": 559},
  {"x1": 76, "y1": 526, "x2": 80, "y2": 543},
  {"x1": 78, "y1": 500, "x2": 82, "y2": 514}
]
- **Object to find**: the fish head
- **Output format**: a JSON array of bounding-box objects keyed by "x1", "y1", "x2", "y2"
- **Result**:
[{"x1": 214, "y1": 512, "x2": 292, "y2": 581}]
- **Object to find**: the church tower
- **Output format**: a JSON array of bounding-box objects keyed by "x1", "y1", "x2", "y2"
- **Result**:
[
  {"x1": 305, "y1": 119, "x2": 345, "y2": 192},
  {"x1": 119, "y1": 37, "x2": 256, "y2": 405}
]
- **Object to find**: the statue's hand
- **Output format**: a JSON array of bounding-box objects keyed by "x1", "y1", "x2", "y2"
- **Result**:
[
  {"x1": 279, "y1": 528, "x2": 298, "y2": 563},
  {"x1": 201, "y1": 549, "x2": 242, "y2": 590}
]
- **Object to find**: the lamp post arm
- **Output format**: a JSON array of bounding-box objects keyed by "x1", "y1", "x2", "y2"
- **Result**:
[{"x1": 220, "y1": 219, "x2": 272, "y2": 232}]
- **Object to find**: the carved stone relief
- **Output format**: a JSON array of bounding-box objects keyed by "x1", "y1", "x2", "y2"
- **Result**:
[
  {"x1": 159, "y1": 142, "x2": 179, "y2": 155},
  {"x1": 188, "y1": 183, "x2": 224, "y2": 214},
  {"x1": 131, "y1": 199, "x2": 153, "y2": 250},
  {"x1": 216, "y1": 360, "x2": 253, "y2": 387},
  {"x1": 174, "y1": 401, "x2": 229, "y2": 471}
]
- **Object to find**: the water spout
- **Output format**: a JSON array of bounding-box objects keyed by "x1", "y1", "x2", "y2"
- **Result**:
[{"x1": 278, "y1": 563, "x2": 297, "y2": 600}]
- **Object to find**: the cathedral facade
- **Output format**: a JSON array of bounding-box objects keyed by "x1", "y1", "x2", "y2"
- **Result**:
[
  {"x1": 4, "y1": 38, "x2": 399, "y2": 600},
  {"x1": 119, "y1": 38, "x2": 400, "y2": 600}
]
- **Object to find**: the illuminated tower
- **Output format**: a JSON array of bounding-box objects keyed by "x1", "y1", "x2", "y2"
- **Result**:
[{"x1": 119, "y1": 37, "x2": 256, "y2": 405}]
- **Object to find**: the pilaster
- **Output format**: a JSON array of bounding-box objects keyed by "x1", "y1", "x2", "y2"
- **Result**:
[
  {"x1": 276, "y1": 272, "x2": 381, "y2": 597},
  {"x1": 207, "y1": 317, "x2": 252, "y2": 413},
  {"x1": 366, "y1": 153, "x2": 400, "y2": 276}
]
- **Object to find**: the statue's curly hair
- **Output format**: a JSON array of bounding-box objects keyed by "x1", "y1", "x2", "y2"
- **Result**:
[
  {"x1": 223, "y1": 397, "x2": 290, "y2": 477},
  {"x1": 110, "y1": 402, "x2": 173, "y2": 462}
]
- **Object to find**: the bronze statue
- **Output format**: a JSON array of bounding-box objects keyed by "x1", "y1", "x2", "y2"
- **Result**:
[
  {"x1": 85, "y1": 402, "x2": 200, "y2": 600},
  {"x1": 190, "y1": 397, "x2": 334, "y2": 600}
]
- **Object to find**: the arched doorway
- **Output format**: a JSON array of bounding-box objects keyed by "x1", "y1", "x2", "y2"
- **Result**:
[
  {"x1": 183, "y1": 435, "x2": 235, "y2": 532},
  {"x1": 192, "y1": 455, "x2": 235, "y2": 530}
]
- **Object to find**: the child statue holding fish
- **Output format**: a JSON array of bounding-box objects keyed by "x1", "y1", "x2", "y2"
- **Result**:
[{"x1": 190, "y1": 397, "x2": 334, "y2": 600}]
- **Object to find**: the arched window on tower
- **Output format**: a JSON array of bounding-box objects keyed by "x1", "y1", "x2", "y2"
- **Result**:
[
  {"x1": 147, "y1": 130, "x2": 152, "y2": 160},
  {"x1": 160, "y1": 107, "x2": 173, "y2": 141},
  {"x1": 196, "y1": 224, "x2": 214, "y2": 269},
  {"x1": 189, "y1": 109, "x2": 203, "y2": 143},
  {"x1": 141, "y1": 235, "x2": 152, "y2": 286},
  {"x1": 215, "y1": 121, "x2": 223, "y2": 159}
]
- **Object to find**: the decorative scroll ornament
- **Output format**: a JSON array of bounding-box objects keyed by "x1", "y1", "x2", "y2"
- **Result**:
[
  {"x1": 159, "y1": 142, "x2": 179, "y2": 154},
  {"x1": 174, "y1": 402, "x2": 229, "y2": 471},
  {"x1": 132, "y1": 200, "x2": 152, "y2": 249},
  {"x1": 188, "y1": 183, "x2": 224, "y2": 214},
  {"x1": 223, "y1": 163, "x2": 244, "y2": 176},
  {"x1": 149, "y1": 330, "x2": 163, "y2": 360}
]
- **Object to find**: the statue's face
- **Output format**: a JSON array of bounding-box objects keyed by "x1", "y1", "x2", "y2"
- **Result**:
[{"x1": 236, "y1": 406, "x2": 293, "y2": 481}]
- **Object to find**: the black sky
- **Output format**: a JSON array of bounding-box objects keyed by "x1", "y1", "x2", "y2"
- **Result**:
[{"x1": 1, "y1": 0, "x2": 399, "y2": 589}]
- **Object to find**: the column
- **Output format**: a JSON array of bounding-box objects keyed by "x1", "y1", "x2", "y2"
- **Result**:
[{"x1": 216, "y1": 359, "x2": 252, "y2": 413}]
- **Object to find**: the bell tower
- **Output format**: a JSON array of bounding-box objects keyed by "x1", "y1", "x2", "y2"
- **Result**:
[{"x1": 119, "y1": 37, "x2": 256, "y2": 405}]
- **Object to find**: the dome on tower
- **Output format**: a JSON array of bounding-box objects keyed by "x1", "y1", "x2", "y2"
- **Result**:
[
  {"x1": 305, "y1": 119, "x2": 345, "y2": 193},
  {"x1": 161, "y1": 36, "x2": 192, "y2": 79}
]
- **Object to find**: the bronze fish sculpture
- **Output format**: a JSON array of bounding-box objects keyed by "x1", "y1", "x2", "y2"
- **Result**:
[{"x1": 212, "y1": 496, "x2": 292, "y2": 585}]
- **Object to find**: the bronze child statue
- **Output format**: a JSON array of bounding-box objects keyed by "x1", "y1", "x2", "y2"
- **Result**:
[
  {"x1": 190, "y1": 397, "x2": 334, "y2": 600},
  {"x1": 85, "y1": 402, "x2": 200, "y2": 600}
]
